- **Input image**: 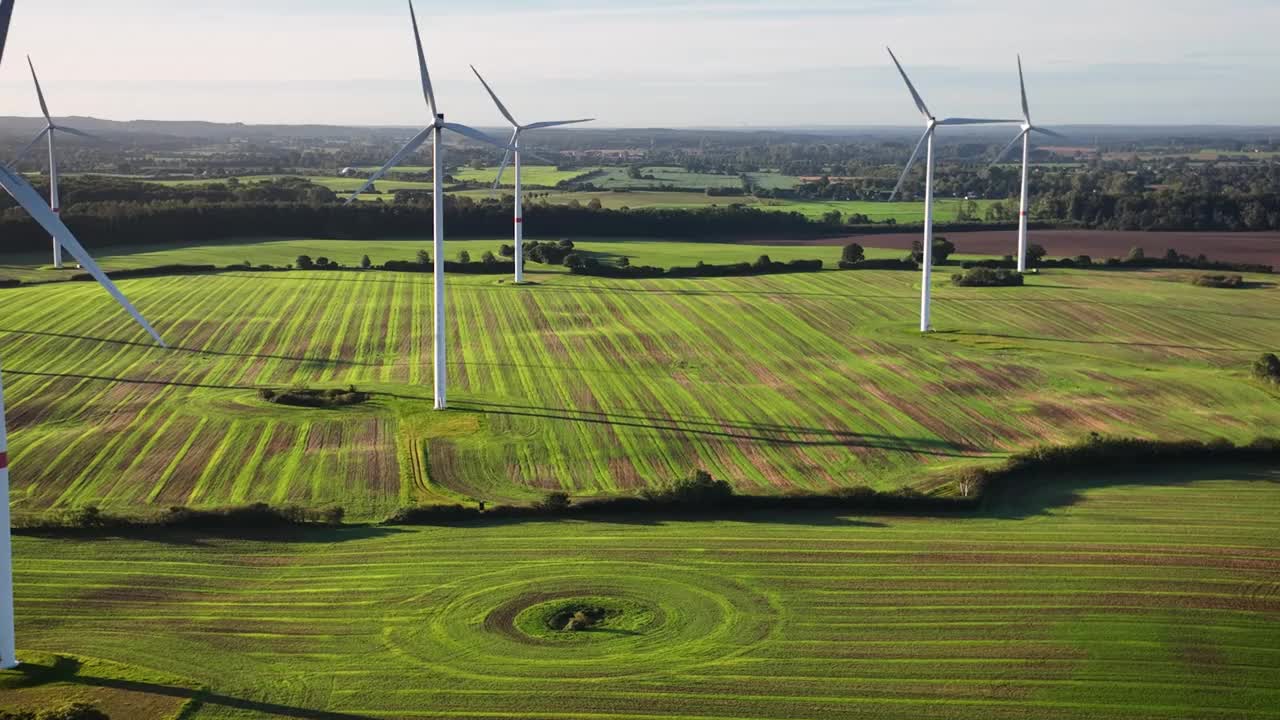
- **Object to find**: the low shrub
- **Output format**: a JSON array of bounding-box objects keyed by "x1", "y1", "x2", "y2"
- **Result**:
[
  {"x1": 951, "y1": 267, "x2": 1024, "y2": 287},
  {"x1": 569, "y1": 257, "x2": 822, "y2": 279},
  {"x1": 259, "y1": 386, "x2": 369, "y2": 408},
  {"x1": 1253, "y1": 353, "x2": 1280, "y2": 384},
  {"x1": 838, "y1": 258, "x2": 917, "y2": 271},
  {"x1": 14, "y1": 502, "x2": 345, "y2": 533},
  {"x1": 640, "y1": 470, "x2": 734, "y2": 507},
  {"x1": 70, "y1": 264, "x2": 216, "y2": 281},
  {"x1": 1193, "y1": 274, "x2": 1245, "y2": 288},
  {"x1": 538, "y1": 492, "x2": 572, "y2": 512},
  {"x1": 0, "y1": 278, "x2": 20, "y2": 289}
]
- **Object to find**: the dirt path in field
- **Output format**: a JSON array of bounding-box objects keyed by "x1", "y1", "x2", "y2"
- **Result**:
[{"x1": 748, "y1": 230, "x2": 1280, "y2": 266}]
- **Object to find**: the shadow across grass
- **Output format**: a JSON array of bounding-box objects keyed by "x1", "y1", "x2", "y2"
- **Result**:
[
  {"x1": 945, "y1": 330, "x2": 1268, "y2": 354},
  {"x1": 984, "y1": 464, "x2": 1280, "y2": 520},
  {"x1": 0, "y1": 328, "x2": 371, "y2": 368},
  {"x1": 7, "y1": 657, "x2": 377, "y2": 720},
  {"x1": 448, "y1": 398, "x2": 983, "y2": 456}
]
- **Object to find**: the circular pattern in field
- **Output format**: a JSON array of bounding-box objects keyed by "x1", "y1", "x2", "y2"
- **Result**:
[{"x1": 385, "y1": 561, "x2": 777, "y2": 679}]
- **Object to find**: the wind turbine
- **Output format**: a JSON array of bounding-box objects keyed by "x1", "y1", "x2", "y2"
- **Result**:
[
  {"x1": 0, "y1": 0, "x2": 167, "y2": 668},
  {"x1": 347, "y1": 0, "x2": 513, "y2": 411},
  {"x1": 470, "y1": 65, "x2": 592, "y2": 284},
  {"x1": 11, "y1": 56, "x2": 101, "y2": 269},
  {"x1": 991, "y1": 56, "x2": 1064, "y2": 273},
  {"x1": 886, "y1": 48, "x2": 1017, "y2": 333}
]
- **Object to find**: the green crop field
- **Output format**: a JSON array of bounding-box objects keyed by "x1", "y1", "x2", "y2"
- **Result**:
[
  {"x1": 1, "y1": 238, "x2": 1278, "y2": 520},
  {"x1": 131, "y1": 171, "x2": 996, "y2": 220},
  {"x1": 452, "y1": 188, "x2": 996, "y2": 223},
  {"x1": 452, "y1": 165, "x2": 602, "y2": 187},
  {"x1": 4, "y1": 466, "x2": 1279, "y2": 719}
]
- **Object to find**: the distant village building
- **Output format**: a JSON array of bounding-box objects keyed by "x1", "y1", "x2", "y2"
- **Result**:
[{"x1": 339, "y1": 167, "x2": 360, "y2": 177}]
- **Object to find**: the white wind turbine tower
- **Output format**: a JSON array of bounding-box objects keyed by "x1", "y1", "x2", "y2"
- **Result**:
[
  {"x1": 11, "y1": 56, "x2": 101, "y2": 269},
  {"x1": 887, "y1": 48, "x2": 1017, "y2": 333},
  {"x1": 347, "y1": 0, "x2": 513, "y2": 411},
  {"x1": 0, "y1": 0, "x2": 167, "y2": 669},
  {"x1": 991, "y1": 56, "x2": 1064, "y2": 273},
  {"x1": 470, "y1": 65, "x2": 592, "y2": 283}
]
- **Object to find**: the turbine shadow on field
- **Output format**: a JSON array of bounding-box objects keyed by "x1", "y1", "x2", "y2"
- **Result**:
[
  {"x1": 450, "y1": 399, "x2": 980, "y2": 456},
  {"x1": 7, "y1": 369, "x2": 251, "y2": 393},
  {"x1": 948, "y1": 330, "x2": 1267, "y2": 354},
  {"x1": 13, "y1": 657, "x2": 376, "y2": 720},
  {"x1": 0, "y1": 327, "x2": 370, "y2": 367}
]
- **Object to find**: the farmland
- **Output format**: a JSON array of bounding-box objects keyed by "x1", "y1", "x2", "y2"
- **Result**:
[
  {"x1": 4, "y1": 466, "x2": 1280, "y2": 719},
  {"x1": 1, "y1": 238, "x2": 1278, "y2": 520},
  {"x1": 123, "y1": 169, "x2": 996, "y2": 222}
]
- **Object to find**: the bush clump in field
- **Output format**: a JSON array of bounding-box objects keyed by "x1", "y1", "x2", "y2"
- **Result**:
[
  {"x1": 0, "y1": 702, "x2": 110, "y2": 720},
  {"x1": 15, "y1": 503, "x2": 346, "y2": 533},
  {"x1": 1193, "y1": 274, "x2": 1245, "y2": 288},
  {"x1": 951, "y1": 267, "x2": 1025, "y2": 287},
  {"x1": 1253, "y1": 353, "x2": 1280, "y2": 384},
  {"x1": 641, "y1": 469, "x2": 734, "y2": 508},
  {"x1": 258, "y1": 386, "x2": 370, "y2": 408},
  {"x1": 838, "y1": 243, "x2": 865, "y2": 269},
  {"x1": 538, "y1": 492, "x2": 572, "y2": 512},
  {"x1": 908, "y1": 237, "x2": 956, "y2": 265}
]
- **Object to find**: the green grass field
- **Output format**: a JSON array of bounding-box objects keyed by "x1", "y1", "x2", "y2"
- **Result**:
[
  {"x1": 134, "y1": 171, "x2": 996, "y2": 220},
  {"x1": 452, "y1": 188, "x2": 995, "y2": 223},
  {"x1": 5, "y1": 466, "x2": 1279, "y2": 719},
  {"x1": 1, "y1": 238, "x2": 1277, "y2": 520},
  {"x1": 452, "y1": 165, "x2": 602, "y2": 187}
]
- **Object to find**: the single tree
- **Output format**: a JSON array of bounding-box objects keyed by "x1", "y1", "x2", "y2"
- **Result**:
[
  {"x1": 416, "y1": 249, "x2": 431, "y2": 266},
  {"x1": 360, "y1": 254, "x2": 372, "y2": 269},
  {"x1": 841, "y1": 243, "x2": 865, "y2": 265},
  {"x1": 1027, "y1": 244, "x2": 1048, "y2": 265},
  {"x1": 296, "y1": 255, "x2": 314, "y2": 270},
  {"x1": 457, "y1": 250, "x2": 471, "y2": 264}
]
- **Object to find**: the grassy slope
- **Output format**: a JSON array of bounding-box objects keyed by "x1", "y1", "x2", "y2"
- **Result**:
[
  {"x1": 6, "y1": 468, "x2": 1280, "y2": 719},
  {"x1": 1, "y1": 238, "x2": 1277, "y2": 519}
]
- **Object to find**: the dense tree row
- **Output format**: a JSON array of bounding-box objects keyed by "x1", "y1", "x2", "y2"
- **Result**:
[{"x1": 0, "y1": 198, "x2": 825, "y2": 253}]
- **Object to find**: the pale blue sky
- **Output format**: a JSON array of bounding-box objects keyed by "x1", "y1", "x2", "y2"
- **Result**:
[{"x1": 0, "y1": 0, "x2": 1276, "y2": 127}]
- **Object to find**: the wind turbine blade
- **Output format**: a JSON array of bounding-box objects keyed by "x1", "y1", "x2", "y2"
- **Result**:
[
  {"x1": 491, "y1": 150, "x2": 513, "y2": 190},
  {"x1": 8, "y1": 126, "x2": 48, "y2": 167},
  {"x1": 27, "y1": 56, "x2": 50, "y2": 122},
  {"x1": 1018, "y1": 55, "x2": 1031, "y2": 124},
  {"x1": 407, "y1": 0, "x2": 437, "y2": 117},
  {"x1": 886, "y1": 47, "x2": 931, "y2": 119},
  {"x1": 0, "y1": 0, "x2": 15, "y2": 68},
  {"x1": 53, "y1": 125, "x2": 103, "y2": 142},
  {"x1": 522, "y1": 119, "x2": 594, "y2": 131},
  {"x1": 1031, "y1": 126, "x2": 1066, "y2": 139},
  {"x1": 442, "y1": 122, "x2": 516, "y2": 151},
  {"x1": 344, "y1": 126, "x2": 434, "y2": 205},
  {"x1": 470, "y1": 65, "x2": 519, "y2": 128},
  {"x1": 989, "y1": 129, "x2": 1029, "y2": 167},
  {"x1": 491, "y1": 129, "x2": 518, "y2": 189},
  {"x1": 937, "y1": 117, "x2": 1021, "y2": 126},
  {"x1": 889, "y1": 128, "x2": 931, "y2": 201},
  {"x1": 0, "y1": 165, "x2": 166, "y2": 346}
]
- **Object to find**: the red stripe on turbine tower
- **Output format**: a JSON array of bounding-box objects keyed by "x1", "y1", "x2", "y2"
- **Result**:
[
  {"x1": 0, "y1": 453, "x2": 7, "y2": 470},
  {"x1": 515, "y1": 218, "x2": 523, "y2": 224}
]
